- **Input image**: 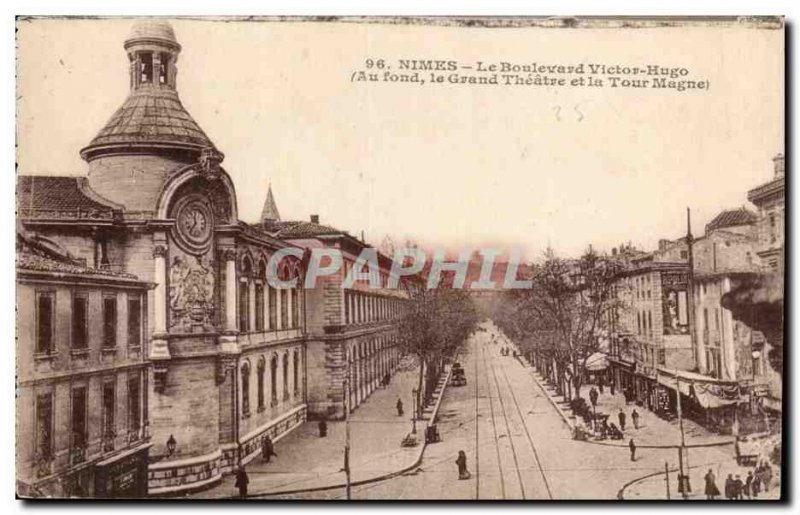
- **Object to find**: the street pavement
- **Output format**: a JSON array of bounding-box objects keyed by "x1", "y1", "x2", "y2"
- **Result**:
[
  {"x1": 192, "y1": 321, "x2": 776, "y2": 500},
  {"x1": 276, "y1": 322, "x2": 742, "y2": 500},
  {"x1": 188, "y1": 356, "x2": 428, "y2": 499}
]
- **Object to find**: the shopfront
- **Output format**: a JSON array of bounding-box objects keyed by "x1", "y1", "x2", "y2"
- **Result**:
[{"x1": 94, "y1": 443, "x2": 151, "y2": 498}]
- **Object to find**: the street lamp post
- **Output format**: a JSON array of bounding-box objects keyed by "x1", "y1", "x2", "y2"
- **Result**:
[
  {"x1": 411, "y1": 388, "x2": 418, "y2": 434},
  {"x1": 344, "y1": 365, "x2": 352, "y2": 499}
]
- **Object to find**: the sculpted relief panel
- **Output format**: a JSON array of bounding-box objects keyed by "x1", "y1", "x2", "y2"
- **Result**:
[{"x1": 168, "y1": 193, "x2": 217, "y2": 332}]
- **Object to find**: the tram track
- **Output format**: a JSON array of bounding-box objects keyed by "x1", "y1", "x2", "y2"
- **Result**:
[{"x1": 492, "y1": 345, "x2": 555, "y2": 499}]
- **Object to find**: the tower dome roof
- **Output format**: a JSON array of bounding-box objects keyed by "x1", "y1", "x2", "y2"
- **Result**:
[
  {"x1": 80, "y1": 20, "x2": 219, "y2": 162},
  {"x1": 126, "y1": 19, "x2": 180, "y2": 49}
]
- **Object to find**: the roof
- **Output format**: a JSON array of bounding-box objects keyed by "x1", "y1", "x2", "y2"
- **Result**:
[
  {"x1": 260, "y1": 185, "x2": 281, "y2": 222},
  {"x1": 747, "y1": 176, "x2": 785, "y2": 204},
  {"x1": 261, "y1": 220, "x2": 346, "y2": 239},
  {"x1": 17, "y1": 175, "x2": 122, "y2": 220},
  {"x1": 17, "y1": 251, "x2": 139, "y2": 280},
  {"x1": 80, "y1": 87, "x2": 214, "y2": 160},
  {"x1": 126, "y1": 19, "x2": 179, "y2": 48},
  {"x1": 16, "y1": 231, "x2": 140, "y2": 280},
  {"x1": 706, "y1": 208, "x2": 757, "y2": 231}
]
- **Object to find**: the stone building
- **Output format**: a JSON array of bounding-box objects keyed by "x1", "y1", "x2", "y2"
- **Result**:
[
  {"x1": 16, "y1": 228, "x2": 152, "y2": 497},
  {"x1": 748, "y1": 153, "x2": 785, "y2": 273},
  {"x1": 608, "y1": 259, "x2": 693, "y2": 414},
  {"x1": 17, "y1": 21, "x2": 310, "y2": 495},
  {"x1": 255, "y1": 204, "x2": 407, "y2": 420}
]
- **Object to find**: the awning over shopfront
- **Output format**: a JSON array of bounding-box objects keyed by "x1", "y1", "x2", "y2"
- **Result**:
[
  {"x1": 656, "y1": 368, "x2": 744, "y2": 408},
  {"x1": 584, "y1": 352, "x2": 609, "y2": 371}
]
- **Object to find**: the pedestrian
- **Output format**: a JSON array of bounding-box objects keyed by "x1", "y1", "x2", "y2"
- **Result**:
[
  {"x1": 632, "y1": 409, "x2": 640, "y2": 429},
  {"x1": 261, "y1": 434, "x2": 277, "y2": 463},
  {"x1": 235, "y1": 466, "x2": 249, "y2": 498},
  {"x1": 589, "y1": 387, "x2": 598, "y2": 408},
  {"x1": 762, "y1": 463, "x2": 773, "y2": 492},
  {"x1": 318, "y1": 419, "x2": 328, "y2": 437},
  {"x1": 744, "y1": 471, "x2": 753, "y2": 499},
  {"x1": 704, "y1": 469, "x2": 720, "y2": 500},
  {"x1": 397, "y1": 398, "x2": 404, "y2": 416},
  {"x1": 618, "y1": 409, "x2": 627, "y2": 431},
  {"x1": 629, "y1": 438, "x2": 636, "y2": 462},
  {"x1": 724, "y1": 473, "x2": 734, "y2": 499},
  {"x1": 733, "y1": 474, "x2": 744, "y2": 500},
  {"x1": 599, "y1": 376, "x2": 605, "y2": 394},
  {"x1": 456, "y1": 450, "x2": 471, "y2": 480},
  {"x1": 752, "y1": 470, "x2": 761, "y2": 498}
]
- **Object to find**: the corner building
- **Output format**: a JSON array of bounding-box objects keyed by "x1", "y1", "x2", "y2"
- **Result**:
[{"x1": 18, "y1": 21, "x2": 314, "y2": 496}]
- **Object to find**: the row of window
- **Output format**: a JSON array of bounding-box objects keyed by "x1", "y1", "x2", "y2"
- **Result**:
[
  {"x1": 35, "y1": 291, "x2": 143, "y2": 356},
  {"x1": 35, "y1": 374, "x2": 143, "y2": 465},
  {"x1": 238, "y1": 280, "x2": 302, "y2": 333},
  {"x1": 344, "y1": 291, "x2": 402, "y2": 325},
  {"x1": 240, "y1": 350, "x2": 301, "y2": 418},
  {"x1": 636, "y1": 309, "x2": 654, "y2": 339}
]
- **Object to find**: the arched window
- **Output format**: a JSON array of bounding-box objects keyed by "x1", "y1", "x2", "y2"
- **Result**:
[
  {"x1": 282, "y1": 353, "x2": 290, "y2": 401},
  {"x1": 293, "y1": 350, "x2": 300, "y2": 395},
  {"x1": 239, "y1": 257, "x2": 252, "y2": 332},
  {"x1": 270, "y1": 355, "x2": 278, "y2": 406},
  {"x1": 241, "y1": 362, "x2": 251, "y2": 418},
  {"x1": 257, "y1": 357, "x2": 266, "y2": 410}
]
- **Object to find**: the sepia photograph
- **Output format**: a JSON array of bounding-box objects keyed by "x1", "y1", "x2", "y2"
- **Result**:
[{"x1": 12, "y1": 14, "x2": 785, "y2": 501}]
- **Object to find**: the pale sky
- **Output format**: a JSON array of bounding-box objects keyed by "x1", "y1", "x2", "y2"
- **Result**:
[{"x1": 16, "y1": 17, "x2": 783, "y2": 259}]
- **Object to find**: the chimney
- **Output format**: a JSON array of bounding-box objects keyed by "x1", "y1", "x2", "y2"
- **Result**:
[
  {"x1": 310, "y1": 214, "x2": 319, "y2": 224},
  {"x1": 612, "y1": 247, "x2": 618, "y2": 256},
  {"x1": 773, "y1": 153, "x2": 784, "y2": 178}
]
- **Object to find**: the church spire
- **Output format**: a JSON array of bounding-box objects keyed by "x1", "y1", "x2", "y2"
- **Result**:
[{"x1": 261, "y1": 184, "x2": 281, "y2": 224}]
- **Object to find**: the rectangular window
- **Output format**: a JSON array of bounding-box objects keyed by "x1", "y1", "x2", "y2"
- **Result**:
[
  {"x1": 677, "y1": 290, "x2": 688, "y2": 326},
  {"x1": 344, "y1": 291, "x2": 350, "y2": 324},
  {"x1": 71, "y1": 387, "x2": 87, "y2": 450},
  {"x1": 268, "y1": 286, "x2": 277, "y2": 329},
  {"x1": 127, "y1": 295, "x2": 141, "y2": 347},
  {"x1": 280, "y1": 289, "x2": 288, "y2": 328},
  {"x1": 103, "y1": 296, "x2": 117, "y2": 348},
  {"x1": 102, "y1": 382, "x2": 116, "y2": 448},
  {"x1": 72, "y1": 294, "x2": 88, "y2": 350},
  {"x1": 293, "y1": 287, "x2": 300, "y2": 328},
  {"x1": 238, "y1": 281, "x2": 250, "y2": 332},
  {"x1": 128, "y1": 375, "x2": 141, "y2": 437},
  {"x1": 36, "y1": 393, "x2": 54, "y2": 460},
  {"x1": 36, "y1": 293, "x2": 54, "y2": 354},
  {"x1": 255, "y1": 284, "x2": 265, "y2": 331}
]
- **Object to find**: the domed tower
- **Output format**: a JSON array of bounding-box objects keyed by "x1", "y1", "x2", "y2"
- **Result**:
[{"x1": 81, "y1": 19, "x2": 223, "y2": 212}]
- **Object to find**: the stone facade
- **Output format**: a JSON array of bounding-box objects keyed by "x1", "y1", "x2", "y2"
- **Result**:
[
  {"x1": 17, "y1": 21, "x2": 312, "y2": 496},
  {"x1": 16, "y1": 231, "x2": 152, "y2": 498}
]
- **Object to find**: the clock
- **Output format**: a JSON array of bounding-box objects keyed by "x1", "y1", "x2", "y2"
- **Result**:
[{"x1": 172, "y1": 195, "x2": 214, "y2": 254}]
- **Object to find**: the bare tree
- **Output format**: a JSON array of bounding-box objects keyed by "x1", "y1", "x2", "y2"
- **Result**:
[
  {"x1": 399, "y1": 284, "x2": 479, "y2": 418},
  {"x1": 494, "y1": 247, "x2": 624, "y2": 400}
]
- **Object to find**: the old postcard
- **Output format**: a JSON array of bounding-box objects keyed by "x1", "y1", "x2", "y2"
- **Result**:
[{"x1": 15, "y1": 16, "x2": 784, "y2": 500}]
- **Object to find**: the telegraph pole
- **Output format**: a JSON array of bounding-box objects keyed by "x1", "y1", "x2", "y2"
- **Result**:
[
  {"x1": 344, "y1": 365, "x2": 352, "y2": 499},
  {"x1": 682, "y1": 207, "x2": 695, "y2": 498}
]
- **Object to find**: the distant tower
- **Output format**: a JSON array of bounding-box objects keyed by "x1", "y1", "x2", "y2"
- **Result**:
[
  {"x1": 261, "y1": 184, "x2": 281, "y2": 225},
  {"x1": 81, "y1": 19, "x2": 222, "y2": 212}
]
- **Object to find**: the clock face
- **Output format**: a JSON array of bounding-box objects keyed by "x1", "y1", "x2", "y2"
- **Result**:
[{"x1": 173, "y1": 196, "x2": 213, "y2": 254}]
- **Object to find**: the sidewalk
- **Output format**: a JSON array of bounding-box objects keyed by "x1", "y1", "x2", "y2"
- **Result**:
[
  {"x1": 188, "y1": 358, "x2": 443, "y2": 499},
  {"x1": 577, "y1": 386, "x2": 732, "y2": 448},
  {"x1": 526, "y1": 365, "x2": 731, "y2": 449}
]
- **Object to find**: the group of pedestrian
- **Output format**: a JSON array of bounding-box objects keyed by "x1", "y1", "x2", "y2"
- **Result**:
[{"x1": 703, "y1": 463, "x2": 772, "y2": 500}]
